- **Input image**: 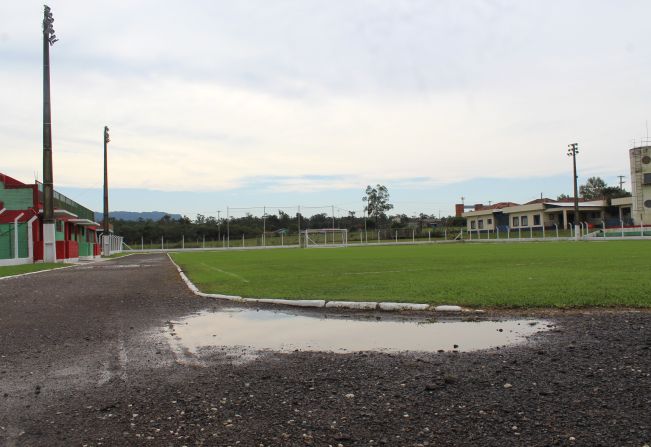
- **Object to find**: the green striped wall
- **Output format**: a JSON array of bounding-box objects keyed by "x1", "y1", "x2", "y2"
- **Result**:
[
  {"x1": 0, "y1": 223, "x2": 29, "y2": 259},
  {"x1": 0, "y1": 184, "x2": 33, "y2": 210}
]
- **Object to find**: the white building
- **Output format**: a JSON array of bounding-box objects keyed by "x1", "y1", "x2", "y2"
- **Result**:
[{"x1": 630, "y1": 145, "x2": 651, "y2": 225}]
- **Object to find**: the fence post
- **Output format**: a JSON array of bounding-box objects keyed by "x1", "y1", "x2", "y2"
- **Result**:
[
  {"x1": 141, "y1": 235, "x2": 144, "y2": 250},
  {"x1": 395, "y1": 231, "x2": 397, "y2": 243},
  {"x1": 182, "y1": 234, "x2": 184, "y2": 249},
  {"x1": 412, "y1": 230, "x2": 415, "y2": 243},
  {"x1": 161, "y1": 236, "x2": 164, "y2": 250},
  {"x1": 14, "y1": 214, "x2": 24, "y2": 259}
]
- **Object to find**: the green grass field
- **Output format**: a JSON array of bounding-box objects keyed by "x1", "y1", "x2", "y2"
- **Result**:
[
  {"x1": 0, "y1": 263, "x2": 67, "y2": 278},
  {"x1": 171, "y1": 241, "x2": 651, "y2": 308}
]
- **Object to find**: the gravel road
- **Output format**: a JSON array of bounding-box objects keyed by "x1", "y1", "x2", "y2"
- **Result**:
[{"x1": 0, "y1": 253, "x2": 649, "y2": 446}]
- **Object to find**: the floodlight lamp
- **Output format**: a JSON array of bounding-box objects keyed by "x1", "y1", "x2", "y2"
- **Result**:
[{"x1": 43, "y1": 5, "x2": 58, "y2": 45}]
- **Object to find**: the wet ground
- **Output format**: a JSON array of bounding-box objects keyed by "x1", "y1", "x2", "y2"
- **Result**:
[
  {"x1": 166, "y1": 307, "x2": 550, "y2": 355},
  {"x1": 0, "y1": 253, "x2": 649, "y2": 446}
]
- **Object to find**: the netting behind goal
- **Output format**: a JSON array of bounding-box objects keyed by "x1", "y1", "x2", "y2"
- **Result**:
[{"x1": 302, "y1": 229, "x2": 348, "y2": 248}]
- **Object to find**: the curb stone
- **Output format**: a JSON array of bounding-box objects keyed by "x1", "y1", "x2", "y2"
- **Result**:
[
  {"x1": 166, "y1": 252, "x2": 474, "y2": 313},
  {"x1": 379, "y1": 302, "x2": 430, "y2": 311},
  {"x1": 325, "y1": 301, "x2": 378, "y2": 310}
]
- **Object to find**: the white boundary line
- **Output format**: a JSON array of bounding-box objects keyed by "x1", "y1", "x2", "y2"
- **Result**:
[{"x1": 166, "y1": 252, "x2": 468, "y2": 312}]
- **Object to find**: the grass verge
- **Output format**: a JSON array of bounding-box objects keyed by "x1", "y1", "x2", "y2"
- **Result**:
[
  {"x1": 170, "y1": 241, "x2": 651, "y2": 308},
  {"x1": 0, "y1": 263, "x2": 67, "y2": 278}
]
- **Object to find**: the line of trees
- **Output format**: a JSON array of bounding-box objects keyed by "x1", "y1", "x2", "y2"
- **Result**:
[
  {"x1": 558, "y1": 176, "x2": 631, "y2": 201},
  {"x1": 110, "y1": 184, "x2": 466, "y2": 245}
]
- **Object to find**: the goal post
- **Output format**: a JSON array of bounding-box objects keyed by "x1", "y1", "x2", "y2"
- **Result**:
[{"x1": 301, "y1": 228, "x2": 348, "y2": 248}]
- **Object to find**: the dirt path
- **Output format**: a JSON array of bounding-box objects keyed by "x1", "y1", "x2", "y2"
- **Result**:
[{"x1": 0, "y1": 253, "x2": 649, "y2": 446}]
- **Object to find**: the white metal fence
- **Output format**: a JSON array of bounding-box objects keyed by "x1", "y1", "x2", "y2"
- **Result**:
[{"x1": 101, "y1": 234, "x2": 124, "y2": 256}]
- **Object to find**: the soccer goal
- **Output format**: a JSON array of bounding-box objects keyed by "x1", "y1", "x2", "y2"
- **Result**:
[{"x1": 301, "y1": 228, "x2": 348, "y2": 248}]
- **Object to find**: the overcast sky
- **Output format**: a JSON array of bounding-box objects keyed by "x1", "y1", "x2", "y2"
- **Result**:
[{"x1": 1, "y1": 1, "x2": 650, "y2": 217}]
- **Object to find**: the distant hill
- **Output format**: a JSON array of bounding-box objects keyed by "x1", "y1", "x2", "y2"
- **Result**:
[{"x1": 95, "y1": 211, "x2": 183, "y2": 222}]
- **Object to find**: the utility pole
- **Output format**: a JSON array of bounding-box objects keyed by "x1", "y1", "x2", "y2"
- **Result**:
[
  {"x1": 42, "y1": 5, "x2": 58, "y2": 263},
  {"x1": 617, "y1": 175, "x2": 626, "y2": 190},
  {"x1": 567, "y1": 143, "x2": 580, "y2": 240},
  {"x1": 102, "y1": 126, "x2": 110, "y2": 255}
]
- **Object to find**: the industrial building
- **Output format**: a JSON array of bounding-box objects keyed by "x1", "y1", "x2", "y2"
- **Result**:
[{"x1": 0, "y1": 172, "x2": 100, "y2": 266}]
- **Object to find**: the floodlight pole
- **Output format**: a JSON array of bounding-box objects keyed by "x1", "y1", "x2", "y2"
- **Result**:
[
  {"x1": 102, "y1": 126, "x2": 110, "y2": 255},
  {"x1": 567, "y1": 143, "x2": 580, "y2": 240},
  {"x1": 42, "y1": 5, "x2": 58, "y2": 263}
]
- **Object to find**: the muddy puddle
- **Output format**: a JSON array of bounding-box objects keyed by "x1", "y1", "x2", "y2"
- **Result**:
[{"x1": 165, "y1": 308, "x2": 551, "y2": 356}]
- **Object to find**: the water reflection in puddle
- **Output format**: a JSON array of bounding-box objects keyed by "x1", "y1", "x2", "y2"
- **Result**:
[{"x1": 166, "y1": 308, "x2": 551, "y2": 355}]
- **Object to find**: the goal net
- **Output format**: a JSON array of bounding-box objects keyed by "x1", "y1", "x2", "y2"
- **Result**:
[{"x1": 301, "y1": 228, "x2": 348, "y2": 248}]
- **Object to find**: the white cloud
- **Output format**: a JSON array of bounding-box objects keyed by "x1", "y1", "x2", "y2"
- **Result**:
[{"x1": 1, "y1": 0, "x2": 650, "y2": 197}]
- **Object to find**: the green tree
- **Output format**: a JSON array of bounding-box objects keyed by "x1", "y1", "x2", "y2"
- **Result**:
[
  {"x1": 363, "y1": 184, "x2": 394, "y2": 220},
  {"x1": 579, "y1": 177, "x2": 607, "y2": 200}
]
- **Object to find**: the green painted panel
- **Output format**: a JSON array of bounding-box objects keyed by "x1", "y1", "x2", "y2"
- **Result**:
[
  {"x1": 0, "y1": 223, "x2": 29, "y2": 259},
  {"x1": 0, "y1": 188, "x2": 33, "y2": 210}
]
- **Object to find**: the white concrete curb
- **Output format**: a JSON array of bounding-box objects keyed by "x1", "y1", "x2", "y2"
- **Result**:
[
  {"x1": 434, "y1": 305, "x2": 463, "y2": 312},
  {"x1": 325, "y1": 301, "x2": 378, "y2": 310},
  {"x1": 166, "y1": 253, "x2": 472, "y2": 313},
  {"x1": 379, "y1": 302, "x2": 431, "y2": 311}
]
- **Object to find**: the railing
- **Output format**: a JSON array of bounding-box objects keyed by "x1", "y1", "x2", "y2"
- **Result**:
[{"x1": 36, "y1": 181, "x2": 94, "y2": 220}]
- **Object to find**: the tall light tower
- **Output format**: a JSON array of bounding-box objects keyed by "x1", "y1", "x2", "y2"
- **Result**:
[
  {"x1": 102, "y1": 126, "x2": 110, "y2": 255},
  {"x1": 567, "y1": 143, "x2": 580, "y2": 240},
  {"x1": 42, "y1": 5, "x2": 58, "y2": 263}
]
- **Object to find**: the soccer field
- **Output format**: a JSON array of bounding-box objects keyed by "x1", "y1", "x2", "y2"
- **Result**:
[{"x1": 170, "y1": 241, "x2": 651, "y2": 308}]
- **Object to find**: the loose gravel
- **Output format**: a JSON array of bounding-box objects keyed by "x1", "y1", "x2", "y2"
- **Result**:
[{"x1": 0, "y1": 253, "x2": 649, "y2": 446}]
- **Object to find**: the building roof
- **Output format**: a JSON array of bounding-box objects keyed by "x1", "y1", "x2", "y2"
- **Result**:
[
  {"x1": 0, "y1": 173, "x2": 28, "y2": 188},
  {"x1": 0, "y1": 209, "x2": 38, "y2": 224}
]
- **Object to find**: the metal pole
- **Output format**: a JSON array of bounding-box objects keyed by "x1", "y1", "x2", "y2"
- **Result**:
[
  {"x1": 161, "y1": 236, "x2": 163, "y2": 250},
  {"x1": 332, "y1": 205, "x2": 335, "y2": 230},
  {"x1": 182, "y1": 234, "x2": 184, "y2": 249},
  {"x1": 226, "y1": 206, "x2": 230, "y2": 248},
  {"x1": 203, "y1": 235, "x2": 205, "y2": 248},
  {"x1": 141, "y1": 235, "x2": 143, "y2": 250},
  {"x1": 42, "y1": 5, "x2": 58, "y2": 263},
  {"x1": 103, "y1": 126, "x2": 110, "y2": 255},
  {"x1": 568, "y1": 143, "x2": 580, "y2": 240}
]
